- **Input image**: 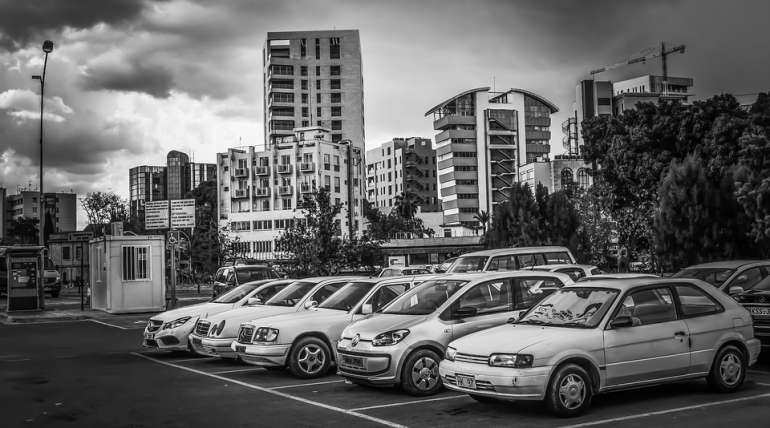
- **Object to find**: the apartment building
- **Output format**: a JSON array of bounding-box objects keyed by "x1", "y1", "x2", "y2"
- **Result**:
[
  {"x1": 425, "y1": 87, "x2": 558, "y2": 231},
  {"x1": 5, "y1": 190, "x2": 77, "y2": 233},
  {"x1": 365, "y1": 137, "x2": 439, "y2": 212},
  {"x1": 518, "y1": 155, "x2": 593, "y2": 195},
  {"x1": 217, "y1": 126, "x2": 364, "y2": 260}
]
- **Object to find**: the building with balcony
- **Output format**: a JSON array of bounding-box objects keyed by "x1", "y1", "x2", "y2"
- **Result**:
[
  {"x1": 217, "y1": 126, "x2": 364, "y2": 260},
  {"x1": 365, "y1": 137, "x2": 439, "y2": 212},
  {"x1": 518, "y1": 155, "x2": 593, "y2": 195},
  {"x1": 5, "y1": 190, "x2": 77, "y2": 235},
  {"x1": 425, "y1": 87, "x2": 559, "y2": 232}
]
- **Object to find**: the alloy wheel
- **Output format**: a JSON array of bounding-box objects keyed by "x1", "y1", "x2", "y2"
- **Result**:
[
  {"x1": 411, "y1": 356, "x2": 439, "y2": 391},
  {"x1": 558, "y1": 374, "x2": 586, "y2": 409},
  {"x1": 719, "y1": 352, "x2": 742, "y2": 386},
  {"x1": 297, "y1": 344, "x2": 326, "y2": 375}
]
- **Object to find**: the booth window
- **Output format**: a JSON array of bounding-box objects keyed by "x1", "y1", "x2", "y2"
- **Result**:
[{"x1": 122, "y1": 246, "x2": 149, "y2": 281}]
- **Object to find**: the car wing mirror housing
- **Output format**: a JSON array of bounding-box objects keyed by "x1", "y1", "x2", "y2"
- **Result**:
[
  {"x1": 361, "y1": 303, "x2": 373, "y2": 315},
  {"x1": 304, "y1": 300, "x2": 318, "y2": 310},
  {"x1": 729, "y1": 286, "x2": 745, "y2": 295},
  {"x1": 610, "y1": 315, "x2": 633, "y2": 329},
  {"x1": 246, "y1": 297, "x2": 261, "y2": 305}
]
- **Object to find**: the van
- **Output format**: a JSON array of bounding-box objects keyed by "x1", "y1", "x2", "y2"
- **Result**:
[{"x1": 446, "y1": 246, "x2": 576, "y2": 273}]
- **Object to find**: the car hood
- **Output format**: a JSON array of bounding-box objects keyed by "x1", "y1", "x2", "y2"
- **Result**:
[
  {"x1": 210, "y1": 305, "x2": 298, "y2": 337},
  {"x1": 449, "y1": 323, "x2": 599, "y2": 355},
  {"x1": 344, "y1": 314, "x2": 428, "y2": 340},
  {"x1": 150, "y1": 302, "x2": 231, "y2": 323}
]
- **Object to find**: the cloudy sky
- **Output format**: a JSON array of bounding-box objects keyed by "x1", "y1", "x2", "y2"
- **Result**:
[{"x1": 1, "y1": 0, "x2": 768, "y2": 228}]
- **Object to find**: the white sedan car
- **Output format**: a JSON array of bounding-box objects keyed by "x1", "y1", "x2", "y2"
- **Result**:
[
  {"x1": 529, "y1": 264, "x2": 603, "y2": 281},
  {"x1": 143, "y1": 279, "x2": 286, "y2": 352},
  {"x1": 189, "y1": 276, "x2": 362, "y2": 358},
  {"x1": 232, "y1": 275, "x2": 434, "y2": 378},
  {"x1": 440, "y1": 278, "x2": 761, "y2": 417}
]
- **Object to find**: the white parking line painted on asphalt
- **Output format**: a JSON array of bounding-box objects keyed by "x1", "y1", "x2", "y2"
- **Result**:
[
  {"x1": 212, "y1": 367, "x2": 266, "y2": 375},
  {"x1": 271, "y1": 379, "x2": 346, "y2": 389},
  {"x1": 558, "y1": 392, "x2": 770, "y2": 428},
  {"x1": 131, "y1": 352, "x2": 406, "y2": 428},
  {"x1": 349, "y1": 394, "x2": 468, "y2": 411},
  {"x1": 89, "y1": 319, "x2": 130, "y2": 330},
  {"x1": 756, "y1": 382, "x2": 770, "y2": 387}
]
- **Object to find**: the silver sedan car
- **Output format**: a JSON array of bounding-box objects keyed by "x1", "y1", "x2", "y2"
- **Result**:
[{"x1": 439, "y1": 278, "x2": 761, "y2": 417}]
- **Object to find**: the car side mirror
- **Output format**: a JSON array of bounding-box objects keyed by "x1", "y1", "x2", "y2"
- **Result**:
[
  {"x1": 246, "y1": 297, "x2": 261, "y2": 305},
  {"x1": 507, "y1": 311, "x2": 523, "y2": 323},
  {"x1": 304, "y1": 300, "x2": 318, "y2": 310},
  {"x1": 729, "y1": 286, "x2": 745, "y2": 295},
  {"x1": 361, "y1": 303, "x2": 373, "y2": 315},
  {"x1": 610, "y1": 315, "x2": 633, "y2": 329},
  {"x1": 451, "y1": 306, "x2": 478, "y2": 319}
]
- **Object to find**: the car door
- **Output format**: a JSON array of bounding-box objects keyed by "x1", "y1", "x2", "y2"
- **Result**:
[
  {"x1": 603, "y1": 286, "x2": 690, "y2": 387},
  {"x1": 673, "y1": 283, "x2": 726, "y2": 374},
  {"x1": 446, "y1": 279, "x2": 517, "y2": 340}
]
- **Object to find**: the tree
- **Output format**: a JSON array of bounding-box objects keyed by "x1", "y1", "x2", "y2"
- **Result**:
[
  {"x1": 485, "y1": 183, "x2": 543, "y2": 248},
  {"x1": 473, "y1": 210, "x2": 490, "y2": 235},
  {"x1": 184, "y1": 180, "x2": 231, "y2": 276},
  {"x1": 81, "y1": 191, "x2": 129, "y2": 236},
  {"x1": 43, "y1": 211, "x2": 54, "y2": 244},
  {"x1": 6, "y1": 217, "x2": 39, "y2": 244},
  {"x1": 364, "y1": 195, "x2": 433, "y2": 240},
  {"x1": 572, "y1": 182, "x2": 617, "y2": 267}
]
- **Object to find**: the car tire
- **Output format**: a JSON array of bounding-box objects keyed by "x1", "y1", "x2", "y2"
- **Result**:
[
  {"x1": 400, "y1": 349, "x2": 443, "y2": 396},
  {"x1": 708, "y1": 344, "x2": 746, "y2": 393},
  {"x1": 288, "y1": 337, "x2": 332, "y2": 379},
  {"x1": 545, "y1": 363, "x2": 593, "y2": 417}
]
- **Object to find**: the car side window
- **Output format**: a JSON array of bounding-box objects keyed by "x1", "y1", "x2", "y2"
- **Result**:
[
  {"x1": 674, "y1": 285, "x2": 723, "y2": 317},
  {"x1": 453, "y1": 280, "x2": 513, "y2": 317},
  {"x1": 309, "y1": 282, "x2": 346, "y2": 304},
  {"x1": 365, "y1": 283, "x2": 409, "y2": 312},
  {"x1": 728, "y1": 267, "x2": 765, "y2": 290},
  {"x1": 516, "y1": 254, "x2": 536, "y2": 269},
  {"x1": 616, "y1": 287, "x2": 677, "y2": 326},
  {"x1": 514, "y1": 277, "x2": 564, "y2": 309},
  {"x1": 488, "y1": 255, "x2": 515, "y2": 271},
  {"x1": 558, "y1": 268, "x2": 584, "y2": 281},
  {"x1": 255, "y1": 284, "x2": 287, "y2": 302}
]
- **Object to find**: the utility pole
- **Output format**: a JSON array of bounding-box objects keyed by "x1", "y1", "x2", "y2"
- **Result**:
[{"x1": 32, "y1": 40, "x2": 54, "y2": 248}]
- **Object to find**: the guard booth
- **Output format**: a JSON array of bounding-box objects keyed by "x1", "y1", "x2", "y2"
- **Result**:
[
  {"x1": 1, "y1": 246, "x2": 46, "y2": 312},
  {"x1": 89, "y1": 235, "x2": 166, "y2": 314}
]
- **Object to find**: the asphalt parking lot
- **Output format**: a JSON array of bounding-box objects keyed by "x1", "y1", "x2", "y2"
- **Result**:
[{"x1": 3, "y1": 318, "x2": 770, "y2": 427}]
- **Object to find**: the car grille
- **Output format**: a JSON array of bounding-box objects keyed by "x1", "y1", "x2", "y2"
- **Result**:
[
  {"x1": 238, "y1": 326, "x2": 254, "y2": 344},
  {"x1": 455, "y1": 352, "x2": 488, "y2": 365},
  {"x1": 146, "y1": 320, "x2": 163, "y2": 333},
  {"x1": 443, "y1": 374, "x2": 496, "y2": 391},
  {"x1": 195, "y1": 320, "x2": 211, "y2": 336}
]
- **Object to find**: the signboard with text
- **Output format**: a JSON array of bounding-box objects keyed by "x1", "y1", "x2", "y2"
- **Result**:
[
  {"x1": 171, "y1": 199, "x2": 195, "y2": 228},
  {"x1": 145, "y1": 200, "x2": 170, "y2": 229}
]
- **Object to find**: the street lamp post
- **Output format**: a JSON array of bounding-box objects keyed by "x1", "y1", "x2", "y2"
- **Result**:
[{"x1": 32, "y1": 40, "x2": 54, "y2": 247}]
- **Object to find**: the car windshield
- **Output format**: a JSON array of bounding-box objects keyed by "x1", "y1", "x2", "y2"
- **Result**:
[
  {"x1": 745, "y1": 276, "x2": 770, "y2": 292},
  {"x1": 212, "y1": 283, "x2": 260, "y2": 304},
  {"x1": 673, "y1": 268, "x2": 736, "y2": 287},
  {"x1": 448, "y1": 256, "x2": 488, "y2": 273},
  {"x1": 382, "y1": 279, "x2": 468, "y2": 315},
  {"x1": 318, "y1": 281, "x2": 374, "y2": 311},
  {"x1": 264, "y1": 281, "x2": 316, "y2": 307},
  {"x1": 517, "y1": 287, "x2": 619, "y2": 328}
]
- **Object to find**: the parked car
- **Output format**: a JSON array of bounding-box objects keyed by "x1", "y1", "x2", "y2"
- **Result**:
[
  {"x1": 43, "y1": 257, "x2": 61, "y2": 297},
  {"x1": 440, "y1": 278, "x2": 761, "y2": 417},
  {"x1": 732, "y1": 275, "x2": 770, "y2": 350},
  {"x1": 336, "y1": 271, "x2": 574, "y2": 396},
  {"x1": 189, "y1": 277, "x2": 361, "y2": 358},
  {"x1": 446, "y1": 247, "x2": 576, "y2": 273},
  {"x1": 529, "y1": 264, "x2": 603, "y2": 281},
  {"x1": 212, "y1": 264, "x2": 280, "y2": 297},
  {"x1": 577, "y1": 273, "x2": 659, "y2": 282},
  {"x1": 378, "y1": 266, "x2": 432, "y2": 277},
  {"x1": 673, "y1": 260, "x2": 770, "y2": 293},
  {"x1": 143, "y1": 279, "x2": 285, "y2": 352},
  {"x1": 434, "y1": 257, "x2": 458, "y2": 274},
  {"x1": 233, "y1": 275, "x2": 436, "y2": 378}
]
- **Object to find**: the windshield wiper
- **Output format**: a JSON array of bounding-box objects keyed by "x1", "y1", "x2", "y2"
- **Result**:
[
  {"x1": 516, "y1": 319, "x2": 548, "y2": 325},
  {"x1": 560, "y1": 321, "x2": 590, "y2": 328}
]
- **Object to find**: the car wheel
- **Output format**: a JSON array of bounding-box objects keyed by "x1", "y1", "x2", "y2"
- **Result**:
[
  {"x1": 545, "y1": 363, "x2": 593, "y2": 417},
  {"x1": 708, "y1": 345, "x2": 746, "y2": 392},
  {"x1": 400, "y1": 349, "x2": 442, "y2": 396},
  {"x1": 288, "y1": 337, "x2": 331, "y2": 379}
]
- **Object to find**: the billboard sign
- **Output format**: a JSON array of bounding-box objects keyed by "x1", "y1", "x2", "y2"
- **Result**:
[
  {"x1": 170, "y1": 199, "x2": 196, "y2": 228},
  {"x1": 145, "y1": 200, "x2": 170, "y2": 230}
]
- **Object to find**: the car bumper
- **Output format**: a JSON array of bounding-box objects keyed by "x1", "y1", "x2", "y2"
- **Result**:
[
  {"x1": 188, "y1": 335, "x2": 237, "y2": 359},
  {"x1": 335, "y1": 339, "x2": 399, "y2": 385},
  {"x1": 231, "y1": 342, "x2": 291, "y2": 367},
  {"x1": 143, "y1": 325, "x2": 194, "y2": 351},
  {"x1": 747, "y1": 338, "x2": 762, "y2": 365},
  {"x1": 439, "y1": 359, "x2": 550, "y2": 400}
]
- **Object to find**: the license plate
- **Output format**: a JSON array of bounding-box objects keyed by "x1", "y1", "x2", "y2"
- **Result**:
[
  {"x1": 341, "y1": 354, "x2": 365, "y2": 370},
  {"x1": 235, "y1": 345, "x2": 246, "y2": 353},
  {"x1": 192, "y1": 337, "x2": 202, "y2": 345},
  {"x1": 144, "y1": 332, "x2": 155, "y2": 340},
  {"x1": 749, "y1": 306, "x2": 770, "y2": 316},
  {"x1": 456, "y1": 374, "x2": 476, "y2": 389}
]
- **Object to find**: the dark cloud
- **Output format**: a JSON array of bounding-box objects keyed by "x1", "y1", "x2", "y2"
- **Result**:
[
  {"x1": 0, "y1": 0, "x2": 164, "y2": 50},
  {"x1": 81, "y1": 60, "x2": 174, "y2": 98}
]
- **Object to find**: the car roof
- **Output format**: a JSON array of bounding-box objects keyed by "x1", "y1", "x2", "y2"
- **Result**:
[
  {"x1": 565, "y1": 277, "x2": 701, "y2": 292},
  {"x1": 296, "y1": 276, "x2": 367, "y2": 283},
  {"x1": 680, "y1": 260, "x2": 769, "y2": 269},
  {"x1": 456, "y1": 246, "x2": 571, "y2": 257},
  {"x1": 233, "y1": 264, "x2": 272, "y2": 270},
  {"x1": 377, "y1": 274, "x2": 443, "y2": 284},
  {"x1": 438, "y1": 271, "x2": 573, "y2": 283}
]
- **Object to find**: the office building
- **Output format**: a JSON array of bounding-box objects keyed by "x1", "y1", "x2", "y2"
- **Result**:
[
  {"x1": 129, "y1": 151, "x2": 216, "y2": 219},
  {"x1": 425, "y1": 87, "x2": 558, "y2": 231},
  {"x1": 5, "y1": 190, "x2": 77, "y2": 233},
  {"x1": 217, "y1": 126, "x2": 364, "y2": 260},
  {"x1": 365, "y1": 137, "x2": 439, "y2": 212}
]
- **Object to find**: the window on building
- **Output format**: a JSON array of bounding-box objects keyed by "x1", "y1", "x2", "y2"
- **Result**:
[
  {"x1": 333, "y1": 155, "x2": 340, "y2": 171},
  {"x1": 254, "y1": 241, "x2": 273, "y2": 253},
  {"x1": 122, "y1": 246, "x2": 149, "y2": 281},
  {"x1": 301, "y1": 93, "x2": 308, "y2": 104},
  {"x1": 317, "y1": 107, "x2": 322, "y2": 118},
  {"x1": 334, "y1": 177, "x2": 341, "y2": 193},
  {"x1": 62, "y1": 246, "x2": 71, "y2": 260},
  {"x1": 301, "y1": 79, "x2": 308, "y2": 90},
  {"x1": 561, "y1": 168, "x2": 574, "y2": 188},
  {"x1": 331, "y1": 120, "x2": 342, "y2": 130},
  {"x1": 330, "y1": 65, "x2": 341, "y2": 76},
  {"x1": 316, "y1": 93, "x2": 321, "y2": 104},
  {"x1": 324, "y1": 154, "x2": 331, "y2": 170},
  {"x1": 253, "y1": 220, "x2": 271, "y2": 230},
  {"x1": 301, "y1": 120, "x2": 309, "y2": 127},
  {"x1": 302, "y1": 107, "x2": 309, "y2": 117},
  {"x1": 300, "y1": 39, "x2": 307, "y2": 57},
  {"x1": 316, "y1": 80, "x2": 321, "y2": 90},
  {"x1": 332, "y1": 134, "x2": 342, "y2": 142},
  {"x1": 331, "y1": 106, "x2": 341, "y2": 116},
  {"x1": 324, "y1": 175, "x2": 331, "y2": 191},
  {"x1": 330, "y1": 37, "x2": 340, "y2": 58},
  {"x1": 330, "y1": 79, "x2": 341, "y2": 90},
  {"x1": 331, "y1": 92, "x2": 341, "y2": 103},
  {"x1": 577, "y1": 168, "x2": 590, "y2": 189},
  {"x1": 315, "y1": 38, "x2": 320, "y2": 59},
  {"x1": 300, "y1": 65, "x2": 307, "y2": 75},
  {"x1": 282, "y1": 198, "x2": 292, "y2": 210}
]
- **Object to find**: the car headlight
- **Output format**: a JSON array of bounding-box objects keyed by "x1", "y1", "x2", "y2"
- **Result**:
[
  {"x1": 253, "y1": 327, "x2": 279, "y2": 343},
  {"x1": 488, "y1": 353, "x2": 533, "y2": 368},
  {"x1": 445, "y1": 346, "x2": 457, "y2": 361},
  {"x1": 163, "y1": 316, "x2": 192, "y2": 329},
  {"x1": 372, "y1": 329, "x2": 410, "y2": 346}
]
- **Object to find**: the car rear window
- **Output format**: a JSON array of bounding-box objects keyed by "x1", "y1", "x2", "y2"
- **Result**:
[{"x1": 235, "y1": 267, "x2": 277, "y2": 283}]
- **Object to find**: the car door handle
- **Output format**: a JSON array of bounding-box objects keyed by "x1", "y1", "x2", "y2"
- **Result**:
[{"x1": 674, "y1": 331, "x2": 687, "y2": 336}]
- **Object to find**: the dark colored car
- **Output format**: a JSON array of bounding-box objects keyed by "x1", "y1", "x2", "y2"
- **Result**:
[
  {"x1": 212, "y1": 265, "x2": 280, "y2": 297},
  {"x1": 732, "y1": 276, "x2": 770, "y2": 350}
]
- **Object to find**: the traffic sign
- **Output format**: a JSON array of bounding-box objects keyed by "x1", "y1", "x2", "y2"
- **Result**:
[
  {"x1": 145, "y1": 200, "x2": 170, "y2": 229},
  {"x1": 171, "y1": 199, "x2": 195, "y2": 228}
]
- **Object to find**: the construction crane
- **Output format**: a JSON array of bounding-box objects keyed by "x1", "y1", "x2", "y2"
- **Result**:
[{"x1": 590, "y1": 42, "x2": 686, "y2": 95}]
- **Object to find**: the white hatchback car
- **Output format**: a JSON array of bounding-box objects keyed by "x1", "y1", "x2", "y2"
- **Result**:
[
  {"x1": 233, "y1": 275, "x2": 436, "y2": 378},
  {"x1": 189, "y1": 277, "x2": 361, "y2": 358},
  {"x1": 440, "y1": 278, "x2": 761, "y2": 416}
]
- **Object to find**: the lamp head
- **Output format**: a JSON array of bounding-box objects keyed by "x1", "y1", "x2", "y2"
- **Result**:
[{"x1": 42, "y1": 40, "x2": 54, "y2": 53}]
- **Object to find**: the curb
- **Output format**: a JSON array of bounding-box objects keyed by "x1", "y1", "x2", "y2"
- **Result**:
[{"x1": 0, "y1": 311, "x2": 93, "y2": 324}]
